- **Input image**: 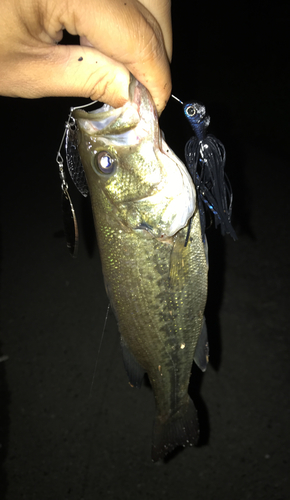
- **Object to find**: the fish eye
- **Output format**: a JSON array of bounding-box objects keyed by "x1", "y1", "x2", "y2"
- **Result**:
[
  {"x1": 95, "y1": 151, "x2": 115, "y2": 174},
  {"x1": 185, "y1": 106, "x2": 196, "y2": 117}
]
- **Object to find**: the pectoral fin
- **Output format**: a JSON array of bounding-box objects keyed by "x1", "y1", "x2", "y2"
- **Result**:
[
  {"x1": 105, "y1": 279, "x2": 145, "y2": 388},
  {"x1": 193, "y1": 317, "x2": 209, "y2": 372},
  {"x1": 120, "y1": 336, "x2": 145, "y2": 388}
]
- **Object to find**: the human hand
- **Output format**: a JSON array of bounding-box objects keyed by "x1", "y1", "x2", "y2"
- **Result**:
[{"x1": 0, "y1": 0, "x2": 172, "y2": 113}]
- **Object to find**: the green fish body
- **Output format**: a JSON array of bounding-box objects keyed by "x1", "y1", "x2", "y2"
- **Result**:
[{"x1": 72, "y1": 77, "x2": 208, "y2": 461}]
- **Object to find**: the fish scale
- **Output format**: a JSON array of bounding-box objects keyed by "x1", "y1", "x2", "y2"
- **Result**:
[
  {"x1": 93, "y1": 206, "x2": 207, "y2": 455},
  {"x1": 71, "y1": 76, "x2": 208, "y2": 461}
]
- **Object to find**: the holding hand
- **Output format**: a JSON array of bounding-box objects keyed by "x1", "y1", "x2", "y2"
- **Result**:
[{"x1": 0, "y1": 0, "x2": 172, "y2": 113}]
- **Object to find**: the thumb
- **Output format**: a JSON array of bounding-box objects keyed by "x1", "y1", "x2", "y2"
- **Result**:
[{"x1": 1, "y1": 44, "x2": 131, "y2": 108}]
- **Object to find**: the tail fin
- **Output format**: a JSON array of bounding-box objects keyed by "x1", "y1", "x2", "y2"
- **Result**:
[{"x1": 151, "y1": 399, "x2": 199, "y2": 462}]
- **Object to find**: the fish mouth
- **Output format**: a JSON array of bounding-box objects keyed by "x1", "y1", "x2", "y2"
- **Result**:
[
  {"x1": 73, "y1": 75, "x2": 160, "y2": 148},
  {"x1": 129, "y1": 76, "x2": 162, "y2": 147},
  {"x1": 104, "y1": 75, "x2": 161, "y2": 149}
]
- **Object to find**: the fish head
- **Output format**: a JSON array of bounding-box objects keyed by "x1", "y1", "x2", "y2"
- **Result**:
[{"x1": 73, "y1": 77, "x2": 196, "y2": 239}]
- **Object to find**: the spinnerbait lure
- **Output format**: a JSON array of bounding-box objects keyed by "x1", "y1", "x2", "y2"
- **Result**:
[
  {"x1": 172, "y1": 95, "x2": 237, "y2": 243},
  {"x1": 56, "y1": 100, "x2": 97, "y2": 256}
]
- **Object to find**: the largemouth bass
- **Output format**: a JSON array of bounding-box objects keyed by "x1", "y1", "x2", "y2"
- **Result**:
[{"x1": 69, "y1": 77, "x2": 208, "y2": 461}]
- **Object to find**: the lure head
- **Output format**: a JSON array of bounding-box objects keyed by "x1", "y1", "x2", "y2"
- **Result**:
[{"x1": 183, "y1": 102, "x2": 210, "y2": 142}]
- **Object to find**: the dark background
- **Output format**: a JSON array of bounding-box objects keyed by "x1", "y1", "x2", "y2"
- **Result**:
[{"x1": 1, "y1": 1, "x2": 289, "y2": 498}]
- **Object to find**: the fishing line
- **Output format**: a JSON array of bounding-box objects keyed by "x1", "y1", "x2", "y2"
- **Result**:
[
  {"x1": 171, "y1": 94, "x2": 184, "y2": 105},
  {"x1": 58, "y1": 100, "x2": 112, "y2": 496},
  {"x1": 58, "y1": 99, "x2": 110, "y2": 398},
  {"x1": 80, "y1": 302, "x2": 112, "y2": 499},
  {"x1": 89, "y1": 302, "x2": 110, "y2": 398}
]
